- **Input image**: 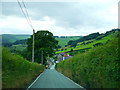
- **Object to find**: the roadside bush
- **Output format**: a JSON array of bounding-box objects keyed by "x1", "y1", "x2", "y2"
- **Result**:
[
  {"x1": 2, "y1": 48, "x2": 45, "y2": 88},
  {"x1": 56, "y1": 37, "x2": 119, "y2": 88}
]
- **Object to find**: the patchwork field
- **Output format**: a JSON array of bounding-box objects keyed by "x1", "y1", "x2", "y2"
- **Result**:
[
  {"x1": 56, "y1": 36, "x2": 82, "y2": 47},
  {"x1": 56, "y1": 30, "x2": 118, "y2": 54}
]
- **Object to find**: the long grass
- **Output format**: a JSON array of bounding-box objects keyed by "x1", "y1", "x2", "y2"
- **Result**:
[
  {"x1": 55, "y1": 37, "x2": 119, "y2": 88},
  {"x1": 2, "y1": 48, "x2": 45, "y2": 88}
]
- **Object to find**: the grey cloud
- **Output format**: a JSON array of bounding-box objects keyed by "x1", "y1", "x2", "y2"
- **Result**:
[
  {"x1": 2, "y1": 2, "x2": 105, "y2": 27},
  {"x1": 2, "y1": 2, "x2": 23, "y2": 17},
  {"x1": 27, "y1": 2, "x2": 109, "y2": 28},
  {"x1": 2, "y1": 1, "x2": 117, "y2": 35}
]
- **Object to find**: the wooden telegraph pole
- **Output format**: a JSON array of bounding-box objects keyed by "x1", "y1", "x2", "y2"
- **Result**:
[
  {"x1": 41, "y1": 50, "x2": 43, "y2": 64},
  {"x1": 32, "y1": 29, "x2": 35, "y2": 63},
  {"x1": 17, "y1": 0, "x2": 35, "y2": 63}
]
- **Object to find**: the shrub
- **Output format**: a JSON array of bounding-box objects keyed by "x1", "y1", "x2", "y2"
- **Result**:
[
  {"x1": 2, "y1": 48, "x2": 45, "y2": 88},
  {"x1": 56, "y1": 37, "x2": 119, "y2": 88}
]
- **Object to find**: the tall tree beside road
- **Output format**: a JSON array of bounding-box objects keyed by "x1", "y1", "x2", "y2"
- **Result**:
[{"x1": 26, "y1": 30, "x2": 58, "y2": 64}]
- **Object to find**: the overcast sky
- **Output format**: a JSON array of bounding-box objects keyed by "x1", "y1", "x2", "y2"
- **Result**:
[{"x1": 0, "y1": 0, "x2": 119, "y2": 36}]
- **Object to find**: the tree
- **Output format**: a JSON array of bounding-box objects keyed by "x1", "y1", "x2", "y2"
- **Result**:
[
  {"x1": 26, "y1": 30, "x2": 58, "y2": 64},
  {"x1": 70, "y1": 49, "x2": 73, "y2": 52},
  {"x1": 71, "y1": 42, "x2": 77, "y2": 48},
  {"x1": 58, "y1": 45, "x2": 61, "y2": 49}
]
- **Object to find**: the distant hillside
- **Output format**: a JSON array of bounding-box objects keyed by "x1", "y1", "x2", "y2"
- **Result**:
[
  {"x1": 56, "y1": 36, "x2": 82, "y2": 48},
  {"x1": 2, "y1": 34, "x2": 30, "y2": 44},
  {"x1": 67, "y1": 29, "x2": 118, "y2": 47},
  {"x1": 56, "y1": 29, "x2": 119, "y2": 55}
]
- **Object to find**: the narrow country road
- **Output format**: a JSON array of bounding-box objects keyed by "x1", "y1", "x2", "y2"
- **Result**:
[{"x1": 27, "y1": 64, "x2": 84, "y2": 89}]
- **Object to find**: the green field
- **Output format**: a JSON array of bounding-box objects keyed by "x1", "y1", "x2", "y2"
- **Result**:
[
  {"x1": 9, "y1": 44, "x2": 27, "y2": 51},
  {"x1": 1, "y1": 34, "x2": 30, "y2": 52},
  {"x1": 56, "y1": 30, "x2": 118, "y2": 54},
  {"x1": 2, "y1": 34, "x2": 30, "y2": 44},
  {"x1": 2, "y1": 35, "x2": 82, "y2": 53},
  {"x1": 2, "y1": 48, "x2": 45, "y2": 88},
  {"x1": 56, "y1": 36, "x2": 82, "y2": 47},
  {"x1": 56, "y1": 36, "x2": 119, "y2": 88}
]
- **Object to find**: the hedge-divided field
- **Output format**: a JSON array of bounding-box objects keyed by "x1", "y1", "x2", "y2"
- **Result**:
[
  {"x1": 2, "y1": 48, "x2": 45, "y2": 88},
  {"x1": 56, "y1": 30, "x2": 118, "y2": 54},
  {"x1": 55, "y1": 37, "x2": 120, "y2": 88},
  {"x1": 56, "y1": 37, "x2": 81, "y2": 48}
]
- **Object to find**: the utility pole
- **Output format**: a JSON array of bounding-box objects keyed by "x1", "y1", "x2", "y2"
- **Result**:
[
  {"x1": 41, "y1": 50, "x2": 43, "y2": 64},
  {"x1": 32, "y1": 29, "x2": 35, "y2": 63}
]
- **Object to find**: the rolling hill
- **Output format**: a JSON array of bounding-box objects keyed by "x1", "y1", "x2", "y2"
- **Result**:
[
  {"x1": 56, "y1": 36, "x2": 82, "y2": 48},
  {"x1": 2, "y1": 34, "x2": 82, "y2": 52},
  {"x1": 1, "y1": 34, "x2": 82, "y2": 47},
  {"x1": 56, "y1": 29, "x2": 119, "y2": 55},
  {"x1": 1, "y1": 34, "x2": 30, "y2": 44}
]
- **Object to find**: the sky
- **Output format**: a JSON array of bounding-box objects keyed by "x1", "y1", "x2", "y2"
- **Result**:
[{"x1": 0, "y1": 0, "x2": 119, "y2": 36}]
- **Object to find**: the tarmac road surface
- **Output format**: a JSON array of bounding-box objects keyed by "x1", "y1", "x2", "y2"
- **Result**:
[{"x1": 27, "y1": 65, "x2": 85, "y2": 89}]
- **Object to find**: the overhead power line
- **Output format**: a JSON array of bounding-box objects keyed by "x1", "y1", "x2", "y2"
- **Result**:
[
  {"x1": 21, "y1": 0, "x2": 34, "y2": 29},
  {"x1": 17, "y1": 0, "x2": 35, "y2": 63},
  {"x1": 17, "y1": 0, "x2": 34, "y2": 30}
]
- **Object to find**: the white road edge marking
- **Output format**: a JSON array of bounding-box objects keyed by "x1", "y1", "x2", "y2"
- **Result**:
[
  {"x1": 26, "y1": 69, "x2": 86, "y2": 89},
  {"x1": 57, "y1": 71, "x2": 86, "y2": 89},
  {"x1": 26, "y1": 70, "x2": 45, "y2": 90}
]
